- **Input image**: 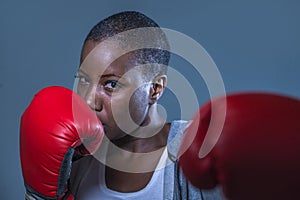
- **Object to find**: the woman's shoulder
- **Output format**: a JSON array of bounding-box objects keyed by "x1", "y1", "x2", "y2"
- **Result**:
[{"x1": 166, "y1": 120, "x2": 191, "y2": 161}]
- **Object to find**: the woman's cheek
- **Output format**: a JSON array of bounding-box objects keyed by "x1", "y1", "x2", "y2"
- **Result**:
[{"x1": 129, "y1": 89, "x2": 149, "y2": 125}]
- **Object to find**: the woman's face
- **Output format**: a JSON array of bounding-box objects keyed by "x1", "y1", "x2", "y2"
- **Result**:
[{"x1": 76, "y1": 40, "x2": 152, "y2": 141}]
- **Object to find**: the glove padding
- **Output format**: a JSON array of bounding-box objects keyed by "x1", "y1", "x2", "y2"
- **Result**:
[
  {"x1": 20, "y1": 86, "x2": 104, "y2": 199},
  {"x1": 179, "y1": 93, "x2": 300, "y2": 200}
]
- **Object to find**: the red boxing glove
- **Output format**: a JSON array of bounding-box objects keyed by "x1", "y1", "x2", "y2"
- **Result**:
[
  {"x1": 179, "y1": 93, "x2": 300, "y2": 200},
  {"x1": 20, "y1": 86, "x2": 104, "y2": 199}
]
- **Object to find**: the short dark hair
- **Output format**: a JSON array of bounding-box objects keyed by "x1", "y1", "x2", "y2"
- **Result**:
[{"x1": 82, "y1": 11, "x2": 170, "y2": 79}]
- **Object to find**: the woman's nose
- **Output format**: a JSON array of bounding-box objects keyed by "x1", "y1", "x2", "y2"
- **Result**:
[{"x1": 84, "y1": 85, "x2": 103, "y2": 112}]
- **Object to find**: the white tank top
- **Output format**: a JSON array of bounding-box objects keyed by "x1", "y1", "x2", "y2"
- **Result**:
[{"x1": 76, "y1": 149, "x2": 168, "y2": 200}]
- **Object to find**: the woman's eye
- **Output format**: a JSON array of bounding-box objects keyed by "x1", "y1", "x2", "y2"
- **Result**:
[
  {"x1": 75, "y1": 75, "x2": 90, "y2": 85},
  {"x1": 104, "y1": 80, "x2": 122, "y2": 91}
]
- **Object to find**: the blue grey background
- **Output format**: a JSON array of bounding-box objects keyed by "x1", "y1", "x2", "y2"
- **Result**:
[{"x1": 1, "y1": 0, "x2": 299, "y2": 199}]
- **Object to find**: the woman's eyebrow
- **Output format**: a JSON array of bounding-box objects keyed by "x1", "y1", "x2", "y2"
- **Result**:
[
  {"x1": 78, "y1": 69, "x2": 122, "y2": 79},
  {"x1": 100, "y1": 74, "x2": 122, "y2": 78},
  {"x1": 77, "y1": 68, "x2": 89, "y2": 76}
]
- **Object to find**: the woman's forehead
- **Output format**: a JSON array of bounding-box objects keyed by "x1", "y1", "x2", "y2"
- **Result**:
[
  {"x1": 81, "y1": 40, "x2": 149, "y2": 76},
  {"x1": 81, "y1": 40, "x2": 124, "y2": 64}
]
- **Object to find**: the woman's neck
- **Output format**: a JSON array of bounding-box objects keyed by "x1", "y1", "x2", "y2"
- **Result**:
[{"x1": 111, "y1": 105, "x2": 170, "y2": 153}]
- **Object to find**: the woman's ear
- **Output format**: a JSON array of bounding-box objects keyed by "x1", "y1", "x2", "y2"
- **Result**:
[{"x1": 149, "y1": 75, "x2": 167, "y2": 104}]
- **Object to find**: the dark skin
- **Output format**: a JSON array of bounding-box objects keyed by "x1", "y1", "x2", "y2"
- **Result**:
[{"x1": 77, "y1": 40, "x2": 170, "y2": 192}]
